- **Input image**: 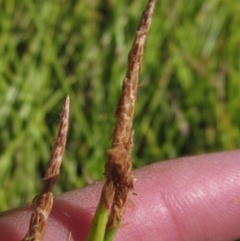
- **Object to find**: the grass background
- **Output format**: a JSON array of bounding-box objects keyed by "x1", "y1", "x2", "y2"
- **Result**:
[{"x1": 0, "y1": 0, "x2": 239, "y2": 211}]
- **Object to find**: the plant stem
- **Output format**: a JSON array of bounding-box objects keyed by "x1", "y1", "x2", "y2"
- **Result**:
[
  {"x1": 86, "y1": 185, "x2": 113, "y2": 241},
  {"x1": 87, "y1": 0, "x2": 157, "y2": 240}
]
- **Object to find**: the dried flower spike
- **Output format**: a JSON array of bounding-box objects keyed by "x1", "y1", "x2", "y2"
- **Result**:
[
  {"x1": 105, "y1": 0, "x2": 157, "y2": 231},
  {"x1": 22, "y1": 96, "x2": 70, "y2": 241},
  {"x1": 87, "y1": 1, "x2": 157, "y2": 241}
]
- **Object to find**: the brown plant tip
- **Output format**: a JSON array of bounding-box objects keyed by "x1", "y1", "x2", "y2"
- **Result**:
[
  {"x1": 43, "y1": 96, "x2": 70, "y2": 193},
  {"x1": 22, "y1": 96, "x2": 70, "y2": 241},
  {"x1": 104, "y1": 0, "x2": 157, "y2": 230}
]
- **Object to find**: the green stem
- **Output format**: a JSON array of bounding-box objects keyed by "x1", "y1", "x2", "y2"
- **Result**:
[
  {"x1": 86, "y1": 190, "x2": 110, "y2": 241},
  {"x1": 103, "y1": 220, "x2": 121, "y2": 241}
]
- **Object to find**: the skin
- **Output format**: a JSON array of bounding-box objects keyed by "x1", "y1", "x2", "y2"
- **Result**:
[{"x1": 0, "y1": 150, "x2": 240, "y2": 241}]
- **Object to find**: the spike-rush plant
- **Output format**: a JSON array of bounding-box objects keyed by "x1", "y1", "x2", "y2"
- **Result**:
[{"x1": 22, "y1": 1, "x2": 157, "y2": 240}]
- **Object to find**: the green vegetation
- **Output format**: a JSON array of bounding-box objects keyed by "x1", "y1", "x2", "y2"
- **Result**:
[{"x1": 0, "y1": 0, "x2": 240, "y2": 211}]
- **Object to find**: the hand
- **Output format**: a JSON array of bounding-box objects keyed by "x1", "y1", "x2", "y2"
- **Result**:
[{"x1": 1, "y1": 150, "x2": 240, "y2": 241}]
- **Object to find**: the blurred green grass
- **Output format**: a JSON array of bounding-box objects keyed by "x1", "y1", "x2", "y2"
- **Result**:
[{"x1": 0, "y1": 0, "x2": 240, "y2": 211}]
